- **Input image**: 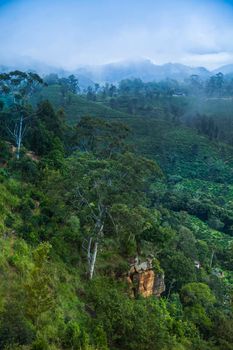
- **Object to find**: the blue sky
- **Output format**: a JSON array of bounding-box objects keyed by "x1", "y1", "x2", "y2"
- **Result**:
[{"x1": 0, "y1": 0, "x2": 233, "y2": 69}]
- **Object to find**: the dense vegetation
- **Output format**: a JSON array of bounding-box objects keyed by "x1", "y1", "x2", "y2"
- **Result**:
[{"x1": 0, "y1": 70, "x2": 232, "y2": 350}]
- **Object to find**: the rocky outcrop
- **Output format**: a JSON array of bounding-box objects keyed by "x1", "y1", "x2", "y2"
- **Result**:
[{"x1": 127, "y1": 257, "x2": 165, "y2": 298}]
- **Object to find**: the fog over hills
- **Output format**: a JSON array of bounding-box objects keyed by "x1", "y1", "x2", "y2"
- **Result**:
[
  {"x1": 212, "y1": 64, "x2": 233, "y2": 75},
  {"x1": 74, "y1": 59, "x2": 212, "y2": 83},
  {"x1": 1, "y1": 57, "x2": 232, "y2": 85}
]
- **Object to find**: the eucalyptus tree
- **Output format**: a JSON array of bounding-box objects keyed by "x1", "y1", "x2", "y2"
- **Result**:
[
  {"x1": 71, "y1": 116, "x2": 130, "y2": 158},
  {"x1": 63, "y1": 151, "x2": 161, "y2": 279},
  {"x1": 0, "y1": 70, "x2": 44, "y2": 159}
]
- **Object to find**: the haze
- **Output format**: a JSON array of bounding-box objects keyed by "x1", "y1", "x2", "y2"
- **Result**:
[{"x1": 1, "y1": 0, "x2": 233, "y2": 70}]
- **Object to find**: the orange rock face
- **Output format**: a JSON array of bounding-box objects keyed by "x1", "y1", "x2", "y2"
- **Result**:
[
  {"x1": 127, "y1": 262, "x2": 165, "y2": 298},
  {"x1": 137, "y1": 270, "x2": 155, "y2": 297}
]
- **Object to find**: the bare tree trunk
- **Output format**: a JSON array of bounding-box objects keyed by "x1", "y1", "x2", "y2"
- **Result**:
[
  {"x1": 87, "y1": 236, "x2": 92, "y2": 268},
  {"x1": 16, "y1": 115, "x2": 23, "y2": 159},
  {"x1": 89, "y1": 241, "x2": 98, "y2": 280},
  {"x1": 88, "y1": 224, "x2": 103, "y2": 280},
  {"x1": 210, "y1": 249, "x2": 215, "y2": 268}
]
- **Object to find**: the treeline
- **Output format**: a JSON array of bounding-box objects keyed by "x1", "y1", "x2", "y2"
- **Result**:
[{"x1": 44, "y1": 71, "x2": 233, "y2": 98}]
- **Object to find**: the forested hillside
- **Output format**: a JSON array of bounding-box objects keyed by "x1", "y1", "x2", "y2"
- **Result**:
[{"x1": 0, "y1": 70, "x2": 232, "y2": 350}]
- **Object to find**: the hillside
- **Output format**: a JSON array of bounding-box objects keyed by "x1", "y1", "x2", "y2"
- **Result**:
[
  {"x1": 126, "y1": 117, "x2": 233, "y2": 180},
  {"x1": 0, "y1": 72, "x2": 232, "y2": 350},
  {"x1": 35, "y1": 84, "x2": 233, "y2": 181},
  {"x1": 33, "y1": 85, "x2": 132, "y2": 122}
]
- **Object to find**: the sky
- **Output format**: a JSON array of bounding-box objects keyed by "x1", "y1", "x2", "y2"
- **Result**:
[{"x1": 1, "y1": 0, "x2": 233, "y2": 70}]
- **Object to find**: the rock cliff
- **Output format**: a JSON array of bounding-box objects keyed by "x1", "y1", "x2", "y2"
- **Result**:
[{"x1": 127, "y1": 257, "x2": 165, "y2": 298}]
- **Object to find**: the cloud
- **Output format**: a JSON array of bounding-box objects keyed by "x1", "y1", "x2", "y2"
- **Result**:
[{"x1": 0, "y1": 0, "x2": 233, "y2": 69}]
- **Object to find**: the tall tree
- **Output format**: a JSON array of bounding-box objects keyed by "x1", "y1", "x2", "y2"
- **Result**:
[
  {"x1": 67, "y1": 74, "x2": 79, "y2": 94},
  {"x1": 0, "y1": 71, "x2": 44, "y2": 159},
  {"x1": 59, "y1": 151, "x2": 161, "y2": 279},
  {"x1": 71, "y1": 116, "x2": 131, "y2": 158}
]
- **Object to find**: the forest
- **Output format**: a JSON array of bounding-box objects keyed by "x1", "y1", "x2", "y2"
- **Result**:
[{"x1": 0, "y1": 70, "x2": 232, "y2": 350}]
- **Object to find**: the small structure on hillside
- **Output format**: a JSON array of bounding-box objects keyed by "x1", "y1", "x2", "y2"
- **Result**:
[
  {"x1": 194, "y1": 260, "x2": 201, "y2": 269},
  {"x1": 127, "y1": 256, "x2": 165, "y2": 298}
]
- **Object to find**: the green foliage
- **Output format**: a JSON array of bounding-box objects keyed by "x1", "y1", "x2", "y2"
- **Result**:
[
  {"x1": 181, "y1": 282, "x2": 216, "y2": 307},
  {"x1": 86, "y1": 278, "x2": 174, "y2": 350},
  {"x1": 25, "y1": 243, "x2": 55, "y2": 324},
  {"x1": 71, "y1": 116, "x2": 131, "y2": 158},
  {"x1": 0, "y1": 72, "x2": 233, "y2": 349},
  {"x1": 33, "y1": 84, "x2": 129, "y2": 122},
  {"x1": 0, "y1": 302, "x2": 35, "y2": 349},
  {"x1": 162, "y1": 252, "x2": 197, "y2": 291},
  {"x1": 0, "y1": 140, "x2": 11, "y2": 164},
  {"x1": 180, "y1": 283, "x2": 216, "y2": 332}
]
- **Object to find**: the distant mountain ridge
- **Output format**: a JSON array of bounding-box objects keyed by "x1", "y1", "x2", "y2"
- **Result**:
[
  {"x1": 212, "y1": 64, "x2": 233, "y2": 75},
  {"x1": 1, "y1": 58, "x2": 233, "y2": 84},
  {"x1": 74, "y1": 59, "x2": 211, "y2": 83}
]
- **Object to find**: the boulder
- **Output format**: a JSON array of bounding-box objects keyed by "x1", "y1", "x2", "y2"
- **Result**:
[{"x1": 127, "y1": 258, "x2": 165, "y2": 298}]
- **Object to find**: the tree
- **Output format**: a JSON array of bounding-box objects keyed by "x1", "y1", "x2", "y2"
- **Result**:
[
  {"x1": 22, "y1": 100, "x2": 66, "y2": 159},
  {"x1": 110, "y1": 204, "x2": 155, "y2": 255},
  {"x1": 94, "y1": 83, "x2": 100, "y2": 94},
  {"x1": 61, "y1": 151, "x2": 161, "y2": 279},
  {"x1": 188, "y1": 74, "x2": 203, "y2": 95},
  {"x1": 60, "y1": 117, "x2": 162, "y2": 278},
  {"x1": 0, "y1": 71, "x2": 44, "y2": 159},
  {"x1": 67, "y1": 74, "x2": 79, "y2": 94},
  {"x1": 161, "y1": 252, "x2": 197, "y2": 291},
  {"x1": 206, "y1": 72, "x2": 224, "y2": 97},
  {"x1": 0, "y1": 302, "x2": 35, "y2": 348},
  {"x1": 71, "y1": 116, "x2": 131, "y2": 158},
  {"x1": 180, "y1": 282, "x2": 216, "y2": 333},
  {"x1": 86, "y1": 86, "x2": 96, "y2": 101},
  {"x1": 25, "y1": 242, "x2": 55, "y2": 325},
  {"x1": 44, "y1": 73, "x2": 59, "y2": 85}
]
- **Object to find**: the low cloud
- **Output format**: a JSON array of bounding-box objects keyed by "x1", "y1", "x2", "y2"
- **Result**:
[{"x1": 0, "y1": 0, "x2": 233, "y2": 69}]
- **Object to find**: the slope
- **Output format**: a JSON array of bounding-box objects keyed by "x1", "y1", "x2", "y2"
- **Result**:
[{"x1": 33, "y1": 85, "x2": 132, "y2": 123}]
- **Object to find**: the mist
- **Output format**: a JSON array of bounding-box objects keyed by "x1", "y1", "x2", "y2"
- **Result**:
[{"x1": 1, "y1": 0, "x2": 233, "y2": 70}]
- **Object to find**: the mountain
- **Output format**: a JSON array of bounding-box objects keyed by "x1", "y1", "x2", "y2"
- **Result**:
[
  {"x1": 0, "y1": 58, "x2": 95, "y2": 89},
  {"x1": 74, "y1": 59, "x2": 211, "y2": 83},
  {"x1": 0, "y1": 57, "x2": 67, "y2": 76},
  {"x1": 4, "y1": 56, "x2": 233, "y2": 84},
  {"x1": 212, "y1": 64, "x2": 233, "y2": 75}
]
